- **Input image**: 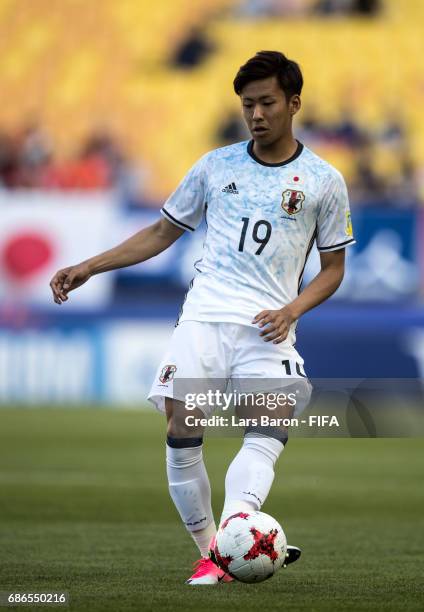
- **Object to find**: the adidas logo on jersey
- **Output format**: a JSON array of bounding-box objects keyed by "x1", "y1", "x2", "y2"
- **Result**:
[{"x1": 222, "y1": 182, "x2": 239, "y2": 194}]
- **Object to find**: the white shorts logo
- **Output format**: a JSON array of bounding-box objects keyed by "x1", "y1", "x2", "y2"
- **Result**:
[{"x1": 159, "y1": 365, "x2": 177, "y2": 384}]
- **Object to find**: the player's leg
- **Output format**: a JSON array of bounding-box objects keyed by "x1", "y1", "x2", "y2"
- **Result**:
[
  {"x1": 219, "y1": 405, "x2": 302, "y2": 567},
  {"x1": 220, "y1": 420, "x2": 286, "y2": 522},
  {"x1": 217, "y1": 325, "x2": 312, "y2": 566},
  {"x1": 148, "y1": 320, "x2": 232, "y2": 584},
  {"x1": 166, "y1": 397, "x2": 233, "y2": 584},
  {"x1": 165, "y1": 398, "x2": 216, "y2": 557},
  {"x1": 221, "y1": 325, "x2": 311, "y2": 523}
]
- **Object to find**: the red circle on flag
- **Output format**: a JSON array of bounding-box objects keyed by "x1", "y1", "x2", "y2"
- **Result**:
[{"x1": 2, "y1": 232, "x2": 54, "y2": 280}]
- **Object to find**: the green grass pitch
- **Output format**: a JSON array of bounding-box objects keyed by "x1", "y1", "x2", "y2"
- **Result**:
[{"x1": 0, "y1": 408, "x2": 423, "y2": 611}]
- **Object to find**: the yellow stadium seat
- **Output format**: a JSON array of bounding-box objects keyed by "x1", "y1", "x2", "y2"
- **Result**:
[{"x1": 0, "y1": 0, "x2": 422, "y2": 200}]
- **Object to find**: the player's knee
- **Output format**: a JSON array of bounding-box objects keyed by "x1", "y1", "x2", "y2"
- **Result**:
[
  {"x1": 166, "y1": 406, "x2": 205, "y2": 439},
  {"x1": 167, "y1": 416, "x2": 202, "y2": 438}
]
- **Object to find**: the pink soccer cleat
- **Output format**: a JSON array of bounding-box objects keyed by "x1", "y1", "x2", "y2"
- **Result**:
[{"x1": 185, "y1": 557, "x2": 233, "y2": 585}]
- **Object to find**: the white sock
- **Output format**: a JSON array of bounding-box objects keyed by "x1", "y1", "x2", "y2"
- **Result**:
[
  {"x1": 220, "y1": 499, "x2": 256, "y2": 525},
  {"x1": 190, "y1": 521, "x2": 217, "y2": 558},
  {"x1": 166, "y1": 442, "x2": 215, "y2": 555},
  {"x1": 221, "y1": 434, "x2": 284, "y2": 524}
]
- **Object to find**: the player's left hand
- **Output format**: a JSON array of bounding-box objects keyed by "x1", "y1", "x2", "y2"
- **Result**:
[{"x1": 252, "y1": 306, "x2": 295, "y2": 344}]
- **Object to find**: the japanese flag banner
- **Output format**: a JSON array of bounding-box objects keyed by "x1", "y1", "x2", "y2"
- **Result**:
[{"x1": 0, "y1": 191, "x2": 117, "y2": 310}]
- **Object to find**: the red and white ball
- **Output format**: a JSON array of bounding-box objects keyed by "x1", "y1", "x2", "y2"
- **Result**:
[{"x1": 210, "y1": 511, "x2": 287, "y2": 583}]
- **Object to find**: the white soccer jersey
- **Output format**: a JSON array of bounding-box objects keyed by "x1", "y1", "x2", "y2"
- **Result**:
[{"x1": 161, "y1": 140, "x2": 355, "y2": 345}]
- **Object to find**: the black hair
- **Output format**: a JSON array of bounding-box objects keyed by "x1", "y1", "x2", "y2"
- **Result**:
[{"x1": 233, "y1": 50, "x2": 303, "y2": 100}]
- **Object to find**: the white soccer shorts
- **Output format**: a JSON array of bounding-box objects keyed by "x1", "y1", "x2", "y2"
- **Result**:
[{"x1": 148, "y1": 320, "x2": 312, "y2": 417}]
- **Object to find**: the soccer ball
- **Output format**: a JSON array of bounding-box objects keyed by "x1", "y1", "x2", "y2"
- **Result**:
[{"x1": 210, "y1": 511, "x2": 287, "y2": 583}]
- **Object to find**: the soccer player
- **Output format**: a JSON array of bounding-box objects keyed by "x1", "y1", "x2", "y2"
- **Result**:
[{"x1": 50, "y1": 51, "x2": 355, "y2": 585}]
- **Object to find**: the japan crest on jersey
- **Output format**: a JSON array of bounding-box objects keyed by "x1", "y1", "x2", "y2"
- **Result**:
[
  {"x1": 159, "y1": 365, "x2": 177, "y2": 384},
  {"x1": 281, "y1": 189, "x2": 305, "y2": 215}
]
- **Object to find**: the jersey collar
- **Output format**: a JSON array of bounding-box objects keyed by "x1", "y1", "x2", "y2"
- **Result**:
[{"x1": 247, "y1": 139, "x2": 304, "y2": 167}]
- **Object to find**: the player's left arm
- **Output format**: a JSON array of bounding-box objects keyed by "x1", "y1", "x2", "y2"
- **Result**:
[{"x1": 253, "y1": 249, "x2": 345, "y2": 343}]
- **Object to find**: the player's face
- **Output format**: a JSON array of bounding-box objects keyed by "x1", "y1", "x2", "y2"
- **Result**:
[{"x1": 240, "y1": 76, "x2": 300, "y2": 146}]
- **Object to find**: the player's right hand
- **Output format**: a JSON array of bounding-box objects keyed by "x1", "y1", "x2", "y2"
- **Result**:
[{"x1": 50, "y1": 263, "x2": 92, "y2": 305}]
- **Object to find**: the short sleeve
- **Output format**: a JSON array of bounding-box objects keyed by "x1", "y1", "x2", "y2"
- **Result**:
[
  {"x1": 316, "y1": 170, "x2": 356, "y2": 252},
  {"x1": 161, "y1": 155, "x2": 208, "y2": 232}
]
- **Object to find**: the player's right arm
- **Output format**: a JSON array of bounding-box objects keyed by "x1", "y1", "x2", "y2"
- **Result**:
[{"x1": 50, "y1": 217, "x2": 184, "y2": 304}]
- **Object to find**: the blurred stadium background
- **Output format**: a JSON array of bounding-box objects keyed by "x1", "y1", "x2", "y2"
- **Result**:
[{"x1": 1, "y1": 0, "x2": 424, "y2": 406}]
